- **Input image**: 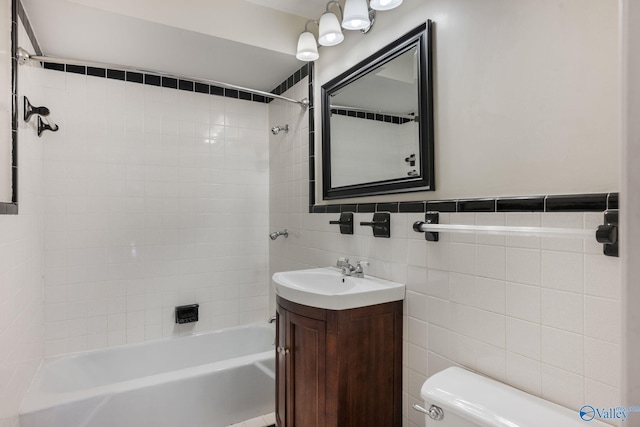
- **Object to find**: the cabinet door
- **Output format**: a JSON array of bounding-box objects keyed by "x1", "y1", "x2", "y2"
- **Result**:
[
  {"x1": 288, "y1": 311, "x2": 326, "y2": 427},
  {"x1": 275, "y1": 305, "x2": 288, "y2": 427}
]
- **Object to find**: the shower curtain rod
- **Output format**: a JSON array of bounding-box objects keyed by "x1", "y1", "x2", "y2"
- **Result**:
[{"x1": 16, "y1": 48, "x2": 309, "y2": 108}]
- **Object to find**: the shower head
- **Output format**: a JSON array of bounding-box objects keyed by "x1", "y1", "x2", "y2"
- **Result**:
[{"x1": 271, "y1": 124, "x2": 289, "y2": 135}]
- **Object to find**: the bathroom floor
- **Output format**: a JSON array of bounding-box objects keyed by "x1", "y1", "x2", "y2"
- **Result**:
[{"x1": 225, "y1": 412, "x2": 276, "y2": 427}]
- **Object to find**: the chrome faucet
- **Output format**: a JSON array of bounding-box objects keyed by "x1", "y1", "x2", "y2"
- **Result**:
[{"x1": 336, "y1": 258, "x2": 369, "y2": 278}]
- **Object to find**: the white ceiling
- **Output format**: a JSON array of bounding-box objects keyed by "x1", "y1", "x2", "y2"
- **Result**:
[
  {"x1": 243, "y1": 0, "x2": 329, "y2": 19},
  {"x1": 20, "y1": 0, "x2": 329, "y2": 92}
]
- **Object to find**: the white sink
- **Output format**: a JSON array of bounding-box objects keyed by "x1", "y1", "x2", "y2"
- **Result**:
[{"x1": 272, "y1": 267, "x2": 405, "y2": 310}]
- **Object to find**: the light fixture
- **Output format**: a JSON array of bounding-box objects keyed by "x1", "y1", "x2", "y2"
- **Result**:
[
  {"x1": 318, "y1": 1, "x2": 344, "y2": 46},
  {"x1": 369, "y1": 0, "x2": 403, "y2": 11},
  {"x1": 295, "y1": 0, "x2": 403, "y2": 62},
  {"x1": 342, "y1": 0, "x2": 371, "y2": 30},
  {"x1": 296, "y1": 21, "x2": 319, "y2": 61}
]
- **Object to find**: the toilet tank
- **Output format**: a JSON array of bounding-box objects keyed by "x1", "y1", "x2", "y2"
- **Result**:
[{"x1": 420, "y1": 367, "x2": 610, "y2": 427}]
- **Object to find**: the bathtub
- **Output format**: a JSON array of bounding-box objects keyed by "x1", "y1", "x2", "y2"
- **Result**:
[{"x1": 20, "y1": 323, "x2": 275, "y2": 427}]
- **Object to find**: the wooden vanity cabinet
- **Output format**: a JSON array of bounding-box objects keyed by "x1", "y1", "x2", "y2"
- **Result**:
[{"x1": 275, "y1": 296, "x2": 402, "y2": 427}]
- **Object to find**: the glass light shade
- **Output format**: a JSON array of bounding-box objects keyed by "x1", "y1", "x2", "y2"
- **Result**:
[
  {"x1": 342, "y1": 0, "x2": 370, "y2": 30},
  {"x1": 296, "y1": 31, "x2": 319, "y2": 61},
  {"x1": 318, "y1": 12, "x2": 344, "y2": 46},
  {"x1": 369, "y1": 0, "x2": 403, "y2": 10}
]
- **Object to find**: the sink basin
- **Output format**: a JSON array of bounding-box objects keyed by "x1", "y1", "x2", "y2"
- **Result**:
[{"x1": 272, "y1": 267, "x2": 405, "y2": 310}]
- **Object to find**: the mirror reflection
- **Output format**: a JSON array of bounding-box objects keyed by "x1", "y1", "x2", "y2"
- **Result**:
[{"x1": 329, "y1": 46, "x2": 419, "y2": 187}]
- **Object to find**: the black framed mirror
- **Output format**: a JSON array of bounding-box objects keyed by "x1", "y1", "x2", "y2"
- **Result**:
[{"x1": 321, "y1": 21, "x2": 434, "y2": 200}]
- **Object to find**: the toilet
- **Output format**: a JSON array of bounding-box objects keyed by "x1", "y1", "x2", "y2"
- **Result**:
[{"x1": 419, "y1": 367, "x2": 610, "y2": 426}]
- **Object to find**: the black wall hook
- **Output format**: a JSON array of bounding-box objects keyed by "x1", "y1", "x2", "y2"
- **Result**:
[
  {"x1": 37, "y1": 116, "x2": 59, "y2": 137},
  {"x1": 24, "y1": 96, "x2": 50, "y2": 122}
]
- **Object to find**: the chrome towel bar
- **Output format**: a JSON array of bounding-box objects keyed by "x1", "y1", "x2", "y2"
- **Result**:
[{"x1": 413, "y1": 210, "x2": 619, "y2": 257}]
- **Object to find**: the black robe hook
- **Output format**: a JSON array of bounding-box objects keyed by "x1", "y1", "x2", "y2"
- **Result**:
[
  {"x1": 24, "y1": 96, "x2": 50, "y2": 122},
  {"x1": 37, "y1": 116, "x2": 59, "y2": 137}
]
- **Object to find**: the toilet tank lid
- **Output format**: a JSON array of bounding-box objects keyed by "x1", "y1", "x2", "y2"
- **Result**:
[{"x1": 421, "y1": 367, "x2": 610, "y2": 427}]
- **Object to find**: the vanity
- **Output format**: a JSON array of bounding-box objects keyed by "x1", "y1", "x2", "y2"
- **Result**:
[{"x1": 272, "y1": 266, "x2": 405, "y2": 427}]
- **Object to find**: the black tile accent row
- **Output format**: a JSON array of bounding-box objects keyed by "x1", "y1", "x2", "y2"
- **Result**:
[
  {"x1": 308, "y1": 63, "x2": 316, "y2": 211},
  {"x1": 310, "y1": 192, "x2": 619, "y2": 214},
  {"x1": 270, "y1": 63, "x2": 310, "y2": 99},
  {"x1": 330, "y1": 108, "x2": 415, "y2": 125},
  {"x1": 40, "y1": 62, "x2": 272, "y2": 104},
  {"x1": 545, "y1": 193, "x2": 608, "y2": 212}
]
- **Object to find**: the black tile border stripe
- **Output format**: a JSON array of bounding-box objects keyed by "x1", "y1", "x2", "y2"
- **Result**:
[
  {"x1": 399, "y1": 201, "x2": 425, "y2": 212},
  {"x1": 496, "y1": 196, "x2": 545, "y2": 212},
  {"x1": 309, "y1": 192, "x2": 619, "y2": 214},
  {"x1": 269, "y1": 63, "x2": 310, "y2": 100},
  {"x1": 545, "y1": 193, "x2": 608, "y2": 212},
  {"x1": 458, "y1": 199, "x2": 495, "y2": 212},
  {"x1": 39, "y1": 61, "x2": 283, "y2": 105}
]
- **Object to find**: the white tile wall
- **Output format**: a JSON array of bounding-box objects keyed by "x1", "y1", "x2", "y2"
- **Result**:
[
  {"x1": 0, "y1": 64, "x2": 45, "y2": 425},
  {"x1": 38, "y1": 67, "x2": 270, "y2": 356},
  {"x1": 269, "y1": 80, "x2": 623, "y2": 426}
]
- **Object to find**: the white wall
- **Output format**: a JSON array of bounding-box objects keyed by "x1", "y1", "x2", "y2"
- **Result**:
[
  {"x1": 0, "y1": 59, "x2": 45, "y2": 427},
  {"x1": 315, "y1": 0, "x2": 620, "y2": 203},
  {"x1": 37, "y1": 68, "x2": 271, "y2": 357},
  {"x1": 270, "y1": 77, "x2": 623, "y2": 426},
  {"x1": 621, "y1": 0, "x2": 640, "y2": 422}
]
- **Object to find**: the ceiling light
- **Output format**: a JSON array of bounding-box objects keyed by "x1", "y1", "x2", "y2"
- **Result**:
[
  {"x1": 318, "y1": 2, "x2": 344, "y2": 46},
  {"x1": 370, "y1": 0, "x2": 403, "y2": 11},
  {"x1": 296, "y1": 30, "x2": 319, "y2": 61},
  {"x1": 342, "y1": 0, "x2": 370, "y2": 31},
  {"x1": 294, "y1": 0, "x2": 402, "y2": 62}
]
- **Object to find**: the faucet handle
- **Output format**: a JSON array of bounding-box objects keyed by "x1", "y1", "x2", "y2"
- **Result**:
[
  {"x1": 336, "y1": 257, "x2": 350, "y2": 267},
  {"x1": 354, "y1": 260, "x2": 369, "y2": 277}
]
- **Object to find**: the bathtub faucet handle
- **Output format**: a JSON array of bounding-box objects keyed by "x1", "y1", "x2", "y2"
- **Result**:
[{"x1": 268, "y1": 316, "x2": 276, "y2": 324}]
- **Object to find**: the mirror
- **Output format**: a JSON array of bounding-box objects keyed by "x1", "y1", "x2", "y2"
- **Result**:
[
  {"x1": 321, "y1": 22, "x2": 434, "y2": 200},
  {"x1": 0, "y1": 0, "x2": 17, "y2": 213}
]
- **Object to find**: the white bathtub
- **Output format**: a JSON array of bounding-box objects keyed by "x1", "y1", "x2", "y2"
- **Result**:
[{"x1": 20, "y1": 323, "x2": 275, "y2": 427}]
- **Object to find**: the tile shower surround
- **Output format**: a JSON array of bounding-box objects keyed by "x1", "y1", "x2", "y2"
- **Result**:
[
  {"x1": 0, "y1": 64, "x2": 45, "y2": 426},
  {"x1": 36, "y1": 63, "x2": 272, "y2": 357},
  {"x1": 269, "y1": 78, "x2": 623, "y2": 427}
]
